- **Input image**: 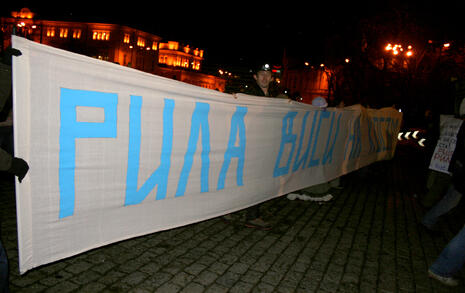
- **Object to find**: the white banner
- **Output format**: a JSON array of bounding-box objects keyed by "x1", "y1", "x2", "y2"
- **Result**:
[{"x1": 12, "y1": 36, "x2": 402, "y2": 273}]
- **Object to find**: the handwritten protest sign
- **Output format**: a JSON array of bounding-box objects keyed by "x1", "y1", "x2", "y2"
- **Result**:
[{"x1": 429, "y1": 115, "x2": 463, "y2": 174}]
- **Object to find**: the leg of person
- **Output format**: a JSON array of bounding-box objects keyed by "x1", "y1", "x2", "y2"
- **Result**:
[
  {"x1": 0, "y1": 240, "x2": 9, "y2": 293},
  {"x1": 421, "y1": 185, "x2": 463, "y2": 230},
  {"x1": 428, "y1": 225, "x2": 465, "y2": 286},
  {"x1": 246, "y1": 205, "x2": 260, "y2": 221},
  {"x1": 245, "y1": 205, "x2": 271, "y2": 230},
  {"x1": 421, "y1": 171, "x2": 452, "y2": 209}
]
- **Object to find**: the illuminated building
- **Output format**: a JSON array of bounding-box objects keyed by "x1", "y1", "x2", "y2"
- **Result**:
[
  {"x1": 1, "y1": 8, "x2": 225, "y2": 92},
  {"x1": 158, "y1": 41, "x2": 203, "y2": 70}
]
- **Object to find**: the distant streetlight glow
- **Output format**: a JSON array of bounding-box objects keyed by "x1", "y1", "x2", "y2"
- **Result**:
[
  {"x1": 385, "y1": 43, "x2": 414, "y2": 58},
  {"x1": 444, "y1": 43, "x2": 450, "y2": 48},
  {"x1": 345, "y1": 58, "x2": 350, "y2": 63}
]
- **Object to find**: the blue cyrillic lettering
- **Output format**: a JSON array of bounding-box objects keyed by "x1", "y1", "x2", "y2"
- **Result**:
[
  {"x1": 59, "y1": 88, "x2": 117, "y2": 218},
  {"x1": 176, "y1": 102, "x2": 211, "y2": 197},
  {"x1": 274, "y1": 111, "x2": 298, "y2": 177},
  {"x1": 125, "y1": 96, "x2": 174, "y2": 205},
  {"x1": 217, "y1": 106, "x2": 248, "y2": 190}
]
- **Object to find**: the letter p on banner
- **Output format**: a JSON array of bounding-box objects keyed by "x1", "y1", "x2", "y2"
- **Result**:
[{"x1": 59, "y1": 88, "x2": 118, "y2": 218}]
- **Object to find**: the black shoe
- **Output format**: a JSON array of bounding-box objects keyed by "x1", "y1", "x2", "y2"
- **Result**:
[{"x1": 245, "y1": 218, "x2": 272, "y2": 230}]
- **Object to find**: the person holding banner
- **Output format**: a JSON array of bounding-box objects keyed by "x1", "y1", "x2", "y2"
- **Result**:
[
  {"x1": 245, "y1": 63, "x2": 288, "y2": 99},
  {"x1": 240, "y1": 63, "x2": 287, "y2": 229},
  {"x1": 0, "y1": 46, "x2": 29, "y2": 293},
  {"x1": 0, "y1": 47, "x2": 29, "y2": 181}
]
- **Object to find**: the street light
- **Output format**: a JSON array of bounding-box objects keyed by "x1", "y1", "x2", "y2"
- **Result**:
[{"x1": 385, "y1": 43, "x2": 413, "y2": 57}]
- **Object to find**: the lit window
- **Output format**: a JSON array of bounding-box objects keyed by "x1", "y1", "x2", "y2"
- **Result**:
[
  {"x1": 46, "y1": 28, "x2": 55, "y2": 37},
  {"x1": 92, "y1": 31, "x2": 110, "y2": 41},
  {"x1": 137, "y1": 37, "x2": 145, "y2": 47},
  {"x1": 59, "y1": 28, "x2": 68, "y2": 38},
  {"x1": 124, "y1": 33, "x2": 130, "y2": 44},
  {"x1": 72, "y1": 29, "x2": 81, "y2": 39},
  {"x1": 152, "y1": 41, "x2": 158, "y2": 50}
]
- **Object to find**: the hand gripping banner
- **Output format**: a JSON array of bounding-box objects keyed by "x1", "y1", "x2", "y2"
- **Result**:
[{"x1": 11, "y1": 36, "x2": 402, "y2": 273}]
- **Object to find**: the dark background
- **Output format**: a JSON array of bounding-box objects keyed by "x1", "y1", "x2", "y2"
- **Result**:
[{"x1": 3, "y1": 1, "x2": 464, "y2": 69}]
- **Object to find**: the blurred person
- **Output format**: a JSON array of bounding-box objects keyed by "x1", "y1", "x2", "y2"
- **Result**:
[
  {"x1": 421, "y1": 99, "x2": 465, "y2": 232},
  {"x1": 295, "y1": 97, "x2": 342, "y2": 197},
  {"x1": 422, "y1": 98, "x2": 465, "y2": 286},
  {"x1": 0, "y1": 47, "x2": 29, "y2": 293}
]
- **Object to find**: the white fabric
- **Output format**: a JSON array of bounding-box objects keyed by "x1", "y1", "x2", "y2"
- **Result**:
[{"x1": 12, "y1": 36, "x2": 402, "y2": 273}]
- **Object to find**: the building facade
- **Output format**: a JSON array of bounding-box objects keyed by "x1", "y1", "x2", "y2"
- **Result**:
[
  {"x1": 281, "y1": 67, "x2": 331, "y2": 104},
  {"x1": 1, "y1": 8, "x2": 225, "y2": 91}
]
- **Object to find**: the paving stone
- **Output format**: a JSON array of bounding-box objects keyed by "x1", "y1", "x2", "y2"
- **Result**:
[
  {"x1": 240, "y1": 269, "x2": 263, "y2": 284},
  {"x1": 120, "y1": 271, "x2": 148, "y2": 287},
  {"x1": 78, "y1": 282, "x2": 107, "y2": 293},
  {"x1": 252, "y1": 281, "x2": 275, "y2": 293},
  {"x1": 215, "y1": 271, "x2": 241, "y2": 288},
  {"x1": 228, "y1": 262, "x2": 249, "y2": 275},
  {"x1": 45, "y1": 280, "x2": 79, "y2": 293},
  {"x1": 184, "y1": 263, "x2": 207, "y2": 275},
  {"x1": 229, "y1": 280, "x2": 255, "y2": 293},
  {"x1": 171, "y1": 271, "x2": 195, "y2": 287},
  {"x1": 179, "y1": 282, "x2": 204, "y2": 293},
  {"x1": 193, "y1": 270, "x2": 218, "y2": 286}
]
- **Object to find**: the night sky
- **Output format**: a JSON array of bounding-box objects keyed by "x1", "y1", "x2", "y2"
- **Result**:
[{"x1": 3, "y1": 1, "x2": 465, "y2": 71}]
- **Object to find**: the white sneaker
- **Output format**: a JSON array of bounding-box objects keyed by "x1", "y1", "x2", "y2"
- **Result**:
[{"x1": 428, "y1": 269, "x2": 459, "y2": 286}]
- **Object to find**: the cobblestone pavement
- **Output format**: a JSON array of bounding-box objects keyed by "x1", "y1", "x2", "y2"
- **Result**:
[{"x1": 1, "y1": 146, "x2": 465, "y2": 292}]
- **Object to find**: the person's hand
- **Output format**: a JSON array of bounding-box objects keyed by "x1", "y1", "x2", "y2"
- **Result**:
[{"x1": 8, "y1": 157, "x2": 29, "y2": 182}]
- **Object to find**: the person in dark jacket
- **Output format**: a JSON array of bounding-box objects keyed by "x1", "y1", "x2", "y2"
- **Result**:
[
  {"x1": 0, "y1": 47, "x2": 29, "y2": 293},
  {"x1": 244, "y1": 63, "x2": 288, "y2": 99},
  {"x1": 239, "y1": 63, "x2": 287, "y2": 230}
]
